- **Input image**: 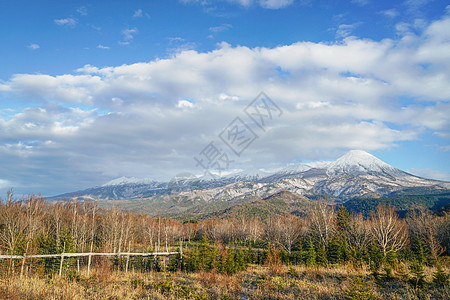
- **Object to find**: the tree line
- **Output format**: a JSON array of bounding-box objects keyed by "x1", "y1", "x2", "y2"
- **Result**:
[{"x1": 0, "y1": 191, "x2": 449, "y2": 276}]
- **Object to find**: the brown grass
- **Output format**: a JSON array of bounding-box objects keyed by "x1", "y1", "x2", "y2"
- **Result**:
[{"x1": 0, "y1": 263, "x2": 448, "y2": 299}]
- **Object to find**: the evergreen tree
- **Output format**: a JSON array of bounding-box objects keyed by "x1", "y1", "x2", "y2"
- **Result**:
[
  {"x1": 316, "y1": 243, "x2": 328, "y2": 267},
  {"x1": 337, "y1": 206, "x2": 351, "y2": 233},
  {"x1": 432, "y1": 264, "x2": 449, "y2": 286},
  {"x1": 245, "y1": 244, "x2": 254, "y2": 264},
  {"x1": 327, "y1": 235, "x2": 343, "y2": 264},
  {"x1": 167, "y1": 253, "x2": 182, "y2": 272},
  {"x1": 199, "y1": 235, "x2": 210, "y2": 270},
  {"x1": 409, "y1": 262, "x2": 426, "y2": 289},
  {"x1": 36, "y1": 231, "x2": 58, "y2": 273},
  {"x1": 225, "y1": 247, "x2": 237, "y2": 275},
  {"x1": 296, "y1": 242, "x2": 304, "y2": 265},
  {"x1": 344, "y1": 275, "x2": 375, "y2": 300},
  {"x1": 58, "y1": 229, "x2": 75, "y2": 253},
  {"x1": 236, "y1": 249, "x2": 246, "y2": 271},
  {"x1": 385, "y1": 250, "x2": 397, "y2": 267},
  {"x1": 306, "y1": 237, "x2": 316, "y2": 266},
  {"x1": 368, "y1": 241, "x2": 382, "y2": 276},
  {"x1": 185, "y1": 245, "x2": 201, "y2": 272},
  {"x1": 414, "y1": 236, "x2": 426, "y2": 265}
]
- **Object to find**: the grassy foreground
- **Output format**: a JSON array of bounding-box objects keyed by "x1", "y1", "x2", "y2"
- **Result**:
[{"x1": 1, "y1": 263, "x2": 449, "y2": 300}]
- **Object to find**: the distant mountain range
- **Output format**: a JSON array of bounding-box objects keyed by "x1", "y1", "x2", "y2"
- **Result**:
[{"x1": 51, "y1": 150, "x2": 450, "y2": 217}]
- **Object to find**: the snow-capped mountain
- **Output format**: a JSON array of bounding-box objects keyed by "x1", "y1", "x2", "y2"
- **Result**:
[
  {"x1": 325, "y1": 150, "x2": 404, "y2": 177},
  {"x1": 52, "y1": 150, "x2": 449, "y2": 203}
]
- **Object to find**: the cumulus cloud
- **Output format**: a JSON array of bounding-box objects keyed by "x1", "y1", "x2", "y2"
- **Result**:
[
  {"x1": 259, "y1": 0, "x2": 294, "y2": 9},
  {"x1": 177, "y1": 99, "x2": 194, "y2": 108},
  {"x1": 133, "y1": 9, "x2": 143, "y2": 18},
  {"x1": 27, "y1": 43, "x2": 40, "y2": 50},
  {"x1": 209, "y1": 24, "x2": 232, "y2": 33},
  {"x1": 54, "y1": 18, "x2": 77, "y2": 27},
  {"x1": 409, "y1": 168, "x2": 450, "y2": 181},
  {"x1": 380, "y1": 9, "x2": 399, "y2": 18},
  {"x1": 97, "y1": 44, "x2": 110, "y2": 50},
  {"x1": 351, "y1": 0, "x2": 370, "y2": 6},
  {"x1": 77, "y1": 6, "x2": 88, "y2": 16},
  {"x1": 119, "y1": 28, "x2": 138, "y2": 45},
  {"x1": 181, "y1": 0, "x2": 295, "y2": 9},
  {"x1": 404, "y1": 0, "x2": 433, "y2": 15},
  {"x1": 335, "y1": 23, "x2": 361, "y2": 38},
  {"x1": 1, "y1": 14, "x2": 450, "y2": 195}
]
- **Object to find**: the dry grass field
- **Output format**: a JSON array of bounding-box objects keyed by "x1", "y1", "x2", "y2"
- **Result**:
[{"x1": 1, "y1": 262, "x2": 449, "y2": 300}]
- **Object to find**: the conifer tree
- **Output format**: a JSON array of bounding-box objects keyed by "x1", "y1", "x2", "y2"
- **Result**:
[
  {"x1": 368, "y1": 241, "x2": 382, "y2": 276},
  {"x1": 432, "y1": 264, "x2": 449, "y2": 286},
  {"x1": 344, "y1": 275, "x2": 375, "y2": 300},
  {"x1": 414, "y1": 236, "x2": 426, "y2": 265},
  {"x1": 409, "y1": 262, "x2": 426, "y2": 289},
  {"x1": 296, "y1": 241, "x2": 304, "y2": 265},
  {"x1": 316, "y1": 243, "x2": 328, "y2": 267},
  {"x1": 225, "y1": 247, "x2": 237, "y2": 275},
  {"x1": 337, "y1": 206, "x2": 351, "y2": 233},
  {"x1": 327, "y1": 235, "x2": 343, "y2": 264},
  {"x1": 306, "y1": 237, "x2": 316, "y2": 266}
]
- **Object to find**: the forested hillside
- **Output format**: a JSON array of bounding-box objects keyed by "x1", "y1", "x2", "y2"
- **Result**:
[{"x1": 1, "y1": 193, "x2": 449, "y2": 299}]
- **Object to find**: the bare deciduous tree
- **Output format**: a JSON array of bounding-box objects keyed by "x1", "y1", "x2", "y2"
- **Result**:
[
  {"x1": 309, "y1": 200, "x2": 336, "y2": 246},
  {"x1": 347, "y1": 213, "x2": 371, "y2": 254},
  {"x1": 407, "y1": 209, "x2": 445, "y2": 262},
  {"x1": 369, "y1": 204, "x2": 408, "y2": 257}
]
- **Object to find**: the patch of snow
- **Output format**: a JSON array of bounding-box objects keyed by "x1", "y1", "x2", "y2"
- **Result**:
[{"x1": 102, "y1": 176, "x2": 155, "y2": 186}]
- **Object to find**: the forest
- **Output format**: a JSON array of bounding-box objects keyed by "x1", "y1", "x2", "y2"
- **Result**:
[{"x1": 0, "y1": 191, "x2": 449, "y2": 299}]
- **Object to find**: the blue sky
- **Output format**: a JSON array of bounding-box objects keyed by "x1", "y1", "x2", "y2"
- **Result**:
[{"x1": 0, "y1": 0, "x2": 449, "y2": 196}]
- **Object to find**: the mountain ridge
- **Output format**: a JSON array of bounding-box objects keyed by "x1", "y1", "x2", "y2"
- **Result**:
[{"x1": 51, "y1": 150, "x2": 449, "y2": 207}]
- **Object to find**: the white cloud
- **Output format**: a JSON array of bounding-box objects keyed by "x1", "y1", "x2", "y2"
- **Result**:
[
  {"x1": 177, "y1": 100, "x2": 194, "y2": 108},
  {"x1": 0, "y1": 179, "x2": 10, "y2": 189},
  {"x1": 1, "y1": 14, "x2": 450, "y2": 194},
  {"x1": 97, "y1": 44, "x2": 110, "y2": 50},
  {"x1": 351, "y1": 0, "x2": 370, "y2": 6},
  {"x1": 181, "y1": 0, "x2": 295, "y2": 9},
  {"x1": 335, "y1": 23, "x2": 360, "y2": 38},
  {"x1": 54, "y1": 18, "x2": 77, "y2": 27},
  {"x1": 120, "y1": 28, "x2": 138, "y2": 45},
  {"x1": 133, "y1": 9, "x2": 143, "y2": 18},
  {"x1": 77, "y1": 6, "x2": 88, "y2": 16},
  {"x1": 133, "y1": 9, "x2": 149, "y2": 18},
  {"x1": 259, "y1": 0, "x2": 294, "y2": 9},
  {"x1": 408, "y1": 168, "x2": 450, "y2": 181},
  {"x1": 209, "y1": 24, "x2": 232, "y2": 33},
  {"x1": 27, "y1": 43, "x2": 40, "y2": 50},
  {"x1": 380, "y1": 9, "x2": 399, "y2": 18}
]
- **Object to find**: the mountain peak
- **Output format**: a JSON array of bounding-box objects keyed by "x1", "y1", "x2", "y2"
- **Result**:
[
  {"x1": 338, "y1": 149, "x2": 378, "y2": 161},
  {"x1": 327, "y1": 150, "x2": 396, "y2": 176}
]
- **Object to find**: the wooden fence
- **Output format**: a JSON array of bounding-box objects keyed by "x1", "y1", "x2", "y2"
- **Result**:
[{"x1": 0, "y1": 251, "x2": 180, "y2": 277}]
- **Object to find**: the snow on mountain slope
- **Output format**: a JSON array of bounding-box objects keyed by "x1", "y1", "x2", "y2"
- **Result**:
[
  {"x1": 225, "y1": 168, "x2": 277, "y2": 181},
  {"x1": 52, "y1": 150, "x2": 449, "y2": 201},
  {"x1": 102, "y1": 176, "x2": 158, "y2": 186},
  {"x1": 326, "y1": 150, "x2": 400, "y2": 176}
]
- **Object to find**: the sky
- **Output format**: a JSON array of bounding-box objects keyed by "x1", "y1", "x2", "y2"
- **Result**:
[{"x1": 0, "y1": 0, "x2": 449, "y2": 197}]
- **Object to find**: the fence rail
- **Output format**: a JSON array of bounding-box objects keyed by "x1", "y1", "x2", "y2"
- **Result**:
[
  {"x1": 1, "y1": 251, "x2": 180, "y2": 277},
  {"x1": 0, "y1": 252, "x2": 178, "y2": 260}
]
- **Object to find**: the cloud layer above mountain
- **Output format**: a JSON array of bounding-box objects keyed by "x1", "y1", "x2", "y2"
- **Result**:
[{"x1": 1, "y1": 14, "x2": 449, "y2": 194}]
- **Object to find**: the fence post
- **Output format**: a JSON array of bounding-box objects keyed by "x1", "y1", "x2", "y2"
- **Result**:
[
  {"x1": 59, "y1": 242, "x2": 66, "y2": 277},
  {"x1": 125, "y1": 241, "x2": 131, "y2": 273},
  {"x1": 20, "y1": 253, "x2": 26, "y2": 278},
  {"x1": 180, "y1": 240, "x2": 183, "y2": 271}
]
